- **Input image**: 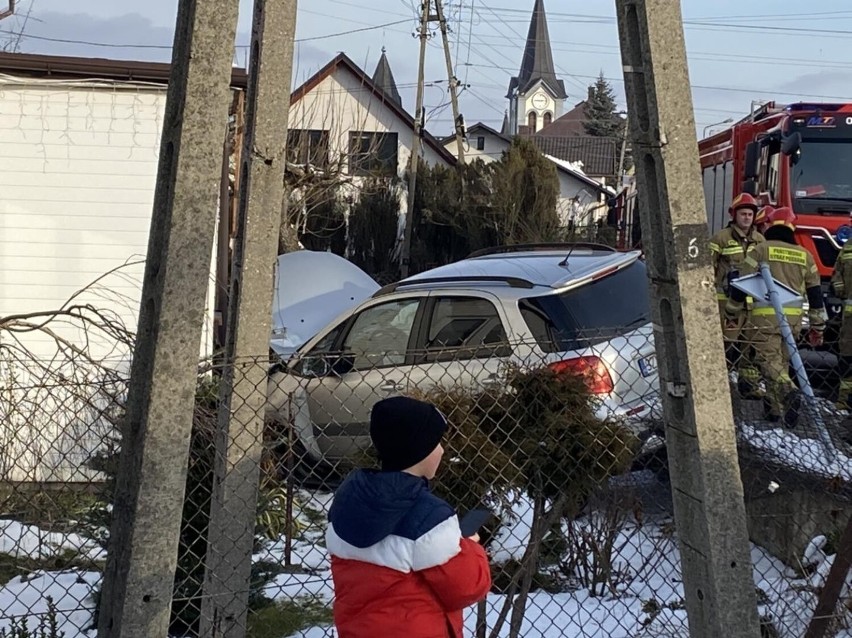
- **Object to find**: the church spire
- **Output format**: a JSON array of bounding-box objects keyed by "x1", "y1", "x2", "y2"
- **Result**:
[
  {"x1": 517, "y1": 0, "x2": 566, "y2": 99},
  {"x1": 500, "y1": 110, "x2": 510, "y2": 136},
  {"x1": 372, "y1": 47, "x2": 402, "y2": 107}
]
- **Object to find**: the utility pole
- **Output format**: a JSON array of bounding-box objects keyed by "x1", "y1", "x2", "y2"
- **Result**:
[
  {"x1": 400, "y1": 0, "x2": 430, "y2": 279},
  {"x1": 614, "y1": 2, "x2": 762, "y2": 637},
  {"x1": 400, "y1": 0, "x2": 467, "y2": 277},
  {"x1": 434, "y1": 0, "x2": 465, "y2": 164},
  {"x1": 199, "y1": 1, "x2": 298, "y2": 637},
  {"x1": 96, "y1": 2, "x2": 240, "y2": 637},
  {"x1": 617, "y1": 117, "x2": 629, "y2": 186}
]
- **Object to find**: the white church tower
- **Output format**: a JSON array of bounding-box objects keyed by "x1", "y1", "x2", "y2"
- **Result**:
[{"x1": 506, "y1": 0, "x2": 567, "y2": 134}]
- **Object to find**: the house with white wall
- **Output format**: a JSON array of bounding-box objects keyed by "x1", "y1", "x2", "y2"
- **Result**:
[
  {"x1": 286, "y1": 51, "x2": 454, "y2": 180},
  {"x1": 0, "y1": 52, "x2": 245, "y2": 481}
]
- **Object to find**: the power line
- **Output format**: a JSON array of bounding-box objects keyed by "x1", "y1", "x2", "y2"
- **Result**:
[
  {"x1": 0, "y1": 19, "x2": 414, "y2": 50},
  {"x1": 449, "y1": 33, "x2": 852, "y2": 73},
  {"x1": 462, "y1": 61, "x2": 852, "y2": 103}
]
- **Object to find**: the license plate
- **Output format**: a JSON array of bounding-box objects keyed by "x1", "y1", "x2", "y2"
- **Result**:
[{"x1": 638, "y1": 354, "x2": 658, "y2": 378}]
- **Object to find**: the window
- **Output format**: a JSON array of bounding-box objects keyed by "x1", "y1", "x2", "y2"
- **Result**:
[
  {"x1": 543, "y1": 112, "x2": 553, "y2": 127},
  {"x1": 791, "y1": 139, "x2": 852, "y2": 213},
  {"x1": 421, "y1": 297, "x2": 510, "y2": 362},
  {"x1": 765, "y1": 147, "x2": 780, "y2": 202},
  {"x1": 519, "y1": 261, "x2": 650, "y2": 352},
  {"x1": 287, "y1": 129, "x2": 329, "y2": 166},
  {"x1": 348, "y1": 131, "x2": 399, "y2": 176},
  {"x1": 527, "y1": 111, "x2": 537, "y2": 132},
  {"x1": 341, "y1": 299, "x2": 420, "y2": 369},
  {"x1": 476, "y1": 136, "x2": 486, "y2": 151}
]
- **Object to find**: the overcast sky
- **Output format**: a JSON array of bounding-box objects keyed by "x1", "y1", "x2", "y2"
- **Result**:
[{"x1": 2, "y1": 0, "x2": 852, "y2": 138}]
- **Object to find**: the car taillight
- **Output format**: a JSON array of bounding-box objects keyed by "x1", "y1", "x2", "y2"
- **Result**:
[{"x1": 549, "y1": 356, "x2": 614, "y2": 394}]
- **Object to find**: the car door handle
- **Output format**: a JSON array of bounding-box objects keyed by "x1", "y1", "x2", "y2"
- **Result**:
[{"x1": 380, "y1": 381, "x2": 404, "y2": 392}]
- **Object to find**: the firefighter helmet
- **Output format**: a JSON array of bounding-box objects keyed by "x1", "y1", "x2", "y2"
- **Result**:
[
  {"x1": 755, "y1": 205, "x2": 774, "y2": 229},
  {"x1": 729, "y1": 192, "x2": 759, "y2": 216},
  {"x1": 766, "y1": 206, "x2": 797, "y2": 231}
]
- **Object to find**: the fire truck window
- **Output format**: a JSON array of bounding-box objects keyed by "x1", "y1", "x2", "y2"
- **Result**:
[
  {"x1": 766, "y1": 148, "x2": 780, "y2": 203},
  {"x1": 759, "y1": 140, "x2": 780, "y2": 203}
]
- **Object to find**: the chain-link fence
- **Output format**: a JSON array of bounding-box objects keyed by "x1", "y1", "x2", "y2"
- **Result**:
[{"x1": 0, "y1": 326, "x2": 850, "y2": 637}]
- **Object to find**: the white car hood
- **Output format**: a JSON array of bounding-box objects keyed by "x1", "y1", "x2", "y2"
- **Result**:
[{"x1": 270, "y1": 250, "x2": 380, "y2": 356}]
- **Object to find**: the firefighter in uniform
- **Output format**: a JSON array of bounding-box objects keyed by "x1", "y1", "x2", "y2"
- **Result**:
[
  {"x1": 830, "y1": 215, "x2": 852, "y2": 409},
  {"x1": 725, "y1": 207, "x2": 827, "y2": 426},
  {"x1": 754, "y1": 205, "x2": 774, "y2": 235},
  {"x1": 709, "y1": 192, "x2": 765, "y2": 396}
]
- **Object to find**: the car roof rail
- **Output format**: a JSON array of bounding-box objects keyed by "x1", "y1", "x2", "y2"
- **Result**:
[
  {"x1": 466, "y1": 242, "x2": 618, "y2": 258},
  {"x1": 373, "y1": 275, "x2": 536, "y2": 297}
]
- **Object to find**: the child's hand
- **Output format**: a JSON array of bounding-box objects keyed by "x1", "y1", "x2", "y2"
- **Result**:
[{"x1": 466, "y1": 533, "x2": 480, "y2": 543}]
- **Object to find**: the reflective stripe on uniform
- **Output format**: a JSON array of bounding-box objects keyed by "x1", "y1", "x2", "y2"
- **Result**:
[
  {"x1": 767, "y1": 246, "x2": 807, "y2": 266},
  {"x1": 751, "y1": 306, "x2": 803, "y2": 316},
  {"x1": 841, "y1": 251, "x2": 852, "y2": 262},
  {"x1": 709, "y1": 242, "x2": 721, "y2": 254},
  {"x1": 720, "y1": 246, "x2": 742, "y2": 256},
  {"x1": 716, "y1": 292, "x2": 728, "y2": 300}
]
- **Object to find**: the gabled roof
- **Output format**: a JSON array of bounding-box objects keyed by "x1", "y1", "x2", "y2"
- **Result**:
[
  {"x1": 501, "y1": 111, "x2": 510, "y2": 135},
  {"x1": 291, "y1": 53, "x2": 455, "y2": 166},
  {"x1": 507, "y1": 0, "x2": 567, "y2": 100},
  {"x1": 529, "y1": 134, "x2": 618, "y2": 178},
  {"x1": 438, "y1": 122, "x2": 510, "y2": 148},
  {"x1": 539, "y1": 100, "x2": 588, "y2": 137},
  {"x1": 467, "y1": 122, "x2": 511, "y2": 144},
  {"x1": 544, "y1": 154, "x2": 612, "y2": 196},
  {"x1": 372, "y1": 48, "x2": 402, "y2": 108}
]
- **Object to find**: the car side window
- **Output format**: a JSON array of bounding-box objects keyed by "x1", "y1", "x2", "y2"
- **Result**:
[
  {"x1": 341, "y1": 298, "x2": 420, "y2": 370},
  {"x1": 423, "y1": 296, "x2": 510, "y2": 362}
]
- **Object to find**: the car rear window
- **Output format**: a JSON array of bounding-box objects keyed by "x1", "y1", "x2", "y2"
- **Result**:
[{"x1": 519, "y1": 260, "x2": 650, "y2": 352}]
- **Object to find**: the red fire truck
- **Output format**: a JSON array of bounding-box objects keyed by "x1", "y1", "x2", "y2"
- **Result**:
[{"x1": 699, "y1": 101, "x2": 852, "y2": 283}]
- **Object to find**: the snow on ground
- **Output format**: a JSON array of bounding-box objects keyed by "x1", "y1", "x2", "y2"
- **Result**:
[
  {"x1": 0, "y1": 519, "x2": 106, "y2": 562},
  {"x1": 738, "y1": 423, "x2": 852, "y2": 481},
  {"x1": 0, "y1": 570, "x2": 100, "y2": 636},
  {"x1": 0, "y1": 482, "x2": 849, "y2": 638},
  {"x1": 268, "y1": 484, "x2": 846, "y2": 638}
]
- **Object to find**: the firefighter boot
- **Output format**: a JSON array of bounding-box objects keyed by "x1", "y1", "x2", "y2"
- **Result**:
[
  {"x1": 763, "y1": 375, "x2": 795, "y2": 424},
  {"x1": 783, "y1": 390, "x2": 802, "y2": 429}
]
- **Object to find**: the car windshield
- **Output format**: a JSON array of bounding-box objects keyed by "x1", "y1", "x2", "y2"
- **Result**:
[
  {"x1": 519, "y1": 260, "x2": 650, "y2": 352},
  {"x1": 791, "y1": 139, "x2": 852, "y2": 213}
]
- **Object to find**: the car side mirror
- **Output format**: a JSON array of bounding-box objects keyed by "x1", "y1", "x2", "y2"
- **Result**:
[
  {"x1": 781, "y1": 131, "x2": 802, "y2": 157},
  {"x1": 297, "y1": 356, "x2": 331, "y2": 378}
]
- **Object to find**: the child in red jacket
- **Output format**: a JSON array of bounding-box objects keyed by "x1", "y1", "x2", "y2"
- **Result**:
[{"x1": 326, "y1": 396, "x2": 492, "y2": 638}]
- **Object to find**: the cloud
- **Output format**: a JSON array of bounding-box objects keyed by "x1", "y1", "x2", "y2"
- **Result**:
[{"x1": 774, "y1": 71, "x2": 852, "y2": 100}]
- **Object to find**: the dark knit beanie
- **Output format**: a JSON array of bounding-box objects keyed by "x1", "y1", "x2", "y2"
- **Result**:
[{"x1": 369, "y1": 396, "x2": 448, "y2": 472}]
